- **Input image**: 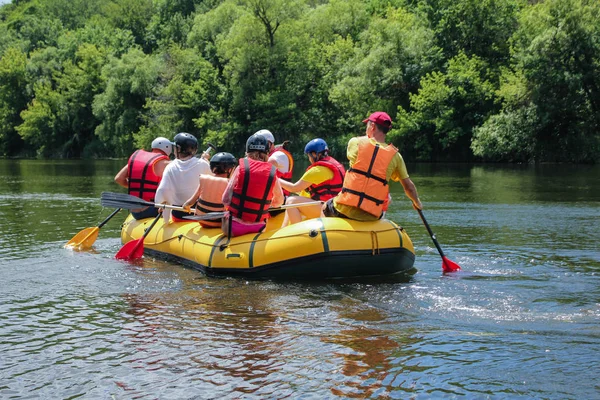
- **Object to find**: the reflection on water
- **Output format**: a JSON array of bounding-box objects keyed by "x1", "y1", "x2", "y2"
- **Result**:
[{"x1": 0, "y1": 159, "x2": 599, "y2": 398}]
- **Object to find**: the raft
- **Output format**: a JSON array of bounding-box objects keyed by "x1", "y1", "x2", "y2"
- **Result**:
[{"x1": 120, "y1": 213, "x2": 416, "y2": 279}]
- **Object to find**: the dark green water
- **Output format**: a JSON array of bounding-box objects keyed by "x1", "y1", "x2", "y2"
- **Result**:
[{"x1": 1, "y1": 159, "x2": 599, "y2": 399}]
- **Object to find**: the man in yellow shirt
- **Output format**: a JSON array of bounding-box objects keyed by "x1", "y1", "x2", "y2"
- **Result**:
[{"x1": 323, "y1": 111, "x2": 422, "y2": 221}]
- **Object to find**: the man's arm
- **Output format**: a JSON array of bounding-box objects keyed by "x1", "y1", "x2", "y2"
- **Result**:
[
  {"x1": 400, "y1": 177, "x2": 422, "y2": 210},
  {"x1": 222, "y1": 167, "x2": 238, "y2": 207},
  {"x1": 271, "y1": 180, "x2": 284, "y2": 208},
  {"x1": 114, "y1": 165, "x2": 129, "y2": 188}
]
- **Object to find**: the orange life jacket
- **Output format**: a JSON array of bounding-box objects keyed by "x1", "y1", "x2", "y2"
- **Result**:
[
  {"x1": 127, "y1": 149, "x2": 169, "y2": 202},
  {"x1": 336, "y1": 138, "x2": 398, "y2": 217},
  {"x1": 196, "y1": 175, "x2": 229, "y2": 228},
  {"x1": 229, "y1": 158, "x2": 277, "y2": 223},
  {"x1": 305, "y1": 156, "x2": 346, "y2": 201}
]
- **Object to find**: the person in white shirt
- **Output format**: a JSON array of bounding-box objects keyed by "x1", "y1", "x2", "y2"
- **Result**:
[
  {"x1": 254, "y1": 129, "x2": 295, "y2": 198},
  {"x1": 254, "y1": 129, "x2": 293, "y2": 175},
  {"x1": 155, "y1": 132, "x2": 212, "y2": 223}
]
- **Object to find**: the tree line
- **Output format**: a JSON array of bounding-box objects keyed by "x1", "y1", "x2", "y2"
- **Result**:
[{"x1": 0, "y1": 0, "x2": 598, "y2": 163}]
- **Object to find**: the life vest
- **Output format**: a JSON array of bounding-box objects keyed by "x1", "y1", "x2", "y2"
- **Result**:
[
  {"x1": 305, "y1": 156, "x2": 346, "y2": 201},
  {"x1": 270, "y1": 146, "x2": 294, "y2": 195},
  {"x1": 196, "y1": 175, "x2": 229, "y2": 228},
  {"x1": 229, "y1": 158, "x2": 277, "y2": 223},
  {"x1": 127, "y1": 149, "x2": 169, "y2": 201},
  {"x1": 336, "y1": 138, "x2": 398, "y2": 217}
]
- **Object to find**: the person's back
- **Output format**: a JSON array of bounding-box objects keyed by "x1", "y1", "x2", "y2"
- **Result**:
[
  {"x1": 324, "y1": 112, "x2": 422, "y2": 221},
  {"x1": 155, "y1": 132, "x2": 211, "y2": 223},
  {"x1": 222, "y1": 134, "x2": 284, "y2": 237},
  {"x1": 114, "y1": 137, "x2": 172, "y2": 220},
  {"x1": 302, "y1": 139, "x2": 345, "y2": 202},
  {"x1": 183, "y1": 152, "x2": 237, "y2": 228}
]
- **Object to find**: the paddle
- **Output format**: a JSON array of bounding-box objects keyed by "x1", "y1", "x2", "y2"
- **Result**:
[
  {"x1": 65, "y1": 208, "x2": 121, "y2": 249},
  {"x1": 115, "y1": 212, "x2": 162, "y2": 261},
  {"x1": 101, "y1": 192, "x2": 322, "y2": 221},
  {"x1": 100, "y1": 191, "x2": 196, "y2": 213},
  {"x1": 415, "y1": 208, "x2": 461, "y2": 274},
  {"x1": 181, "y1": 201, "x2": 323, "y2": 221}
]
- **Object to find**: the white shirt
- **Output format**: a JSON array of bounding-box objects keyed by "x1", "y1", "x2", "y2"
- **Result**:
[
  {"x1": 269, "y1": 150, "x2": 290, "y2": 173},
  {"x1": 155, "y1": 157, "x2": 211, "y2": 222}
]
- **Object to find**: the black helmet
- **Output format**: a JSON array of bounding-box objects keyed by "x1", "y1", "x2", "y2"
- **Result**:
[
  {"x1": 246, "y1": 133, "x2": 269, "y2": 154},
  {"x1": 210, "y1": 152, "x2": 237, "y2": 170},
  {"x1": 173, "y1": 132, "x2": 198, "y2": 156}
]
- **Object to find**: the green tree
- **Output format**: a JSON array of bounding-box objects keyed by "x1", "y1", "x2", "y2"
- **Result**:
[
  {"x1": 394, "y1": 52, "x2": 495, "y2": 161},
  {"x1": 18, "y1": 44, "x2": 109, "y2": 157},
  {"x1": 329, "y1": 6, "x2": 441, "y2": 126},
  {"x1": 0, "y1": 47, "x2": 28, "y2": 156},
  {"x1": 473, "y1": 0, "x2": 600, "y2": 163},
  {"x1": 92, "y1": 48, "x2": 161, "y2": 157},
  {"x1": 419, "y1": 0, "x2": 523, "y2": 68},
  {"x1": 137, "y1": 45, "x2": 224, "y2": 149}
]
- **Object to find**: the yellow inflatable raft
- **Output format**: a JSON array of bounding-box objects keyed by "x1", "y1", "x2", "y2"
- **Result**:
[{"x1": 120, "y1": 213, "x2": 416, "y2": 279}]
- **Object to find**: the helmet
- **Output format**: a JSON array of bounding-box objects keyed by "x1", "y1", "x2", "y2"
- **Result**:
[
  {"x1": 246, "y1": 133, "x2": 269, "y2": 154},
  {"x1": 151, "y1": 136, "x2": 173, "y2": 156},
  {"x1": 254, "y1": 129, "x2": 275, "y2": 144},
  {"x1": 210, "y1": 152, "x2": 237, "y2": 170},
  {"x1": 173, "y1": 132, "x2": 198, "y2": 156},
  {"x1": 304, "y1": 138, "x2": 328, "y2": 154}
]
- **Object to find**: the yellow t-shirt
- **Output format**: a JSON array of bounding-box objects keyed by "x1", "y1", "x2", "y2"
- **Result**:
[
  {"x1": 298, "y1": 165, "x2": 334, "y2": 197},
  {"x1": 334, "y1": 137, "x2": 408, "y2": 220}
]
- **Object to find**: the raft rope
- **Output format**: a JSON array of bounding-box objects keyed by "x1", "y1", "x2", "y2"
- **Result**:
[
  {"x1": 122, "y1": 218, "x2": 405, "y2": 251},
  {"x1": 370, "y1": 231, "x2": 380, "y2": 255}
]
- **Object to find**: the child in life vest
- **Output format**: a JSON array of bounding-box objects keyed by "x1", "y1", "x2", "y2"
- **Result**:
[
  {"x1": 221, "y1": 134, "x2": 285, "y2": 237},
  {"x1": 279, "y1": 138, "x2": 346, "y2": 226},
  {"x1": 182, "y1": 152, "x2": 237, "y2": 228}
]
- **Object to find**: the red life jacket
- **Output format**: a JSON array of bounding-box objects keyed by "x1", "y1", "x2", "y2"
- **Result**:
[
  {"x1": 305, "y1": 156, "x2": 346, "y2": 201},
  {"x1": 127, "y1": 150, "x2": 169, "y2": 202},
  {"x1": 229, "y1": 158, "x2": 277, "y2": 223}
]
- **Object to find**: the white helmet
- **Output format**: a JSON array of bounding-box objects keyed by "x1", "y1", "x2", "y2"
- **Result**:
[
  {"x1": 254, "y1": 129, "x2": 275, "y2": 144},
  {"x1": 151, "y1": 136, "x2": 173, "y2": 156}
]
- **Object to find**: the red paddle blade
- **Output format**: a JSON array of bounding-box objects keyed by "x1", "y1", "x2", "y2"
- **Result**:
[
  {"x1": 442, "y1": 256, "x2": 461, "y2": 273},
  {"x1": 115, "y1": 239, "x2": 145, "y2": 260}
]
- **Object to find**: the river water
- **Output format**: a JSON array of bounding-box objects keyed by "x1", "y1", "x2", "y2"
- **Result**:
[{"x1": 0, "y1": 159, "x2": 598, "y2": 399}]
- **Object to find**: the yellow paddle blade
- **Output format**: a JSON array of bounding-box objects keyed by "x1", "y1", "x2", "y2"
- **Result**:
[{"x1": 64, "y1": 227, "x2": 100, "y2": 250}]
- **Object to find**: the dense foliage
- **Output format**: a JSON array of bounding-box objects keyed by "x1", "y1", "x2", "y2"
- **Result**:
[{"x1": 0, "y1": 0, "x2": 598, "y2": 162}]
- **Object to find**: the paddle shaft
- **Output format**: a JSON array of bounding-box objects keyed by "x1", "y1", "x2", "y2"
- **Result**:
[
  {"x1": 182, "y1": 200, "x2": 324, "y2": 221},
  {"x1": 101, "y1": 192, "x2": 320, "y2": 216},
  {"x1": 416, "y1": 209, "x2": 446, "y2": 258},
  {"x1": 101, "y1": 192, "x2": 196, "y2": 213},
  {"x1": 98, "y1": 208, "x2": 121, "y2": 228},
  {"x1": 141, "y1": 212, "x2": 162, "y2": 239},
  {"x1": 416, "y1": 208, "x2": 461, "y2": 273}
]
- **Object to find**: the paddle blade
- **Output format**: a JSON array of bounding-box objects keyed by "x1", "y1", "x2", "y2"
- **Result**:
[
  {"x1": 115, "y1": 239, "x2": 145, "y2": 260},
  {"x1": 442, "y1": 256, "x2": 461, "y2": 273},
  {"x1": 65, "y1": 227, "x2": 99, "y2": 250}
]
